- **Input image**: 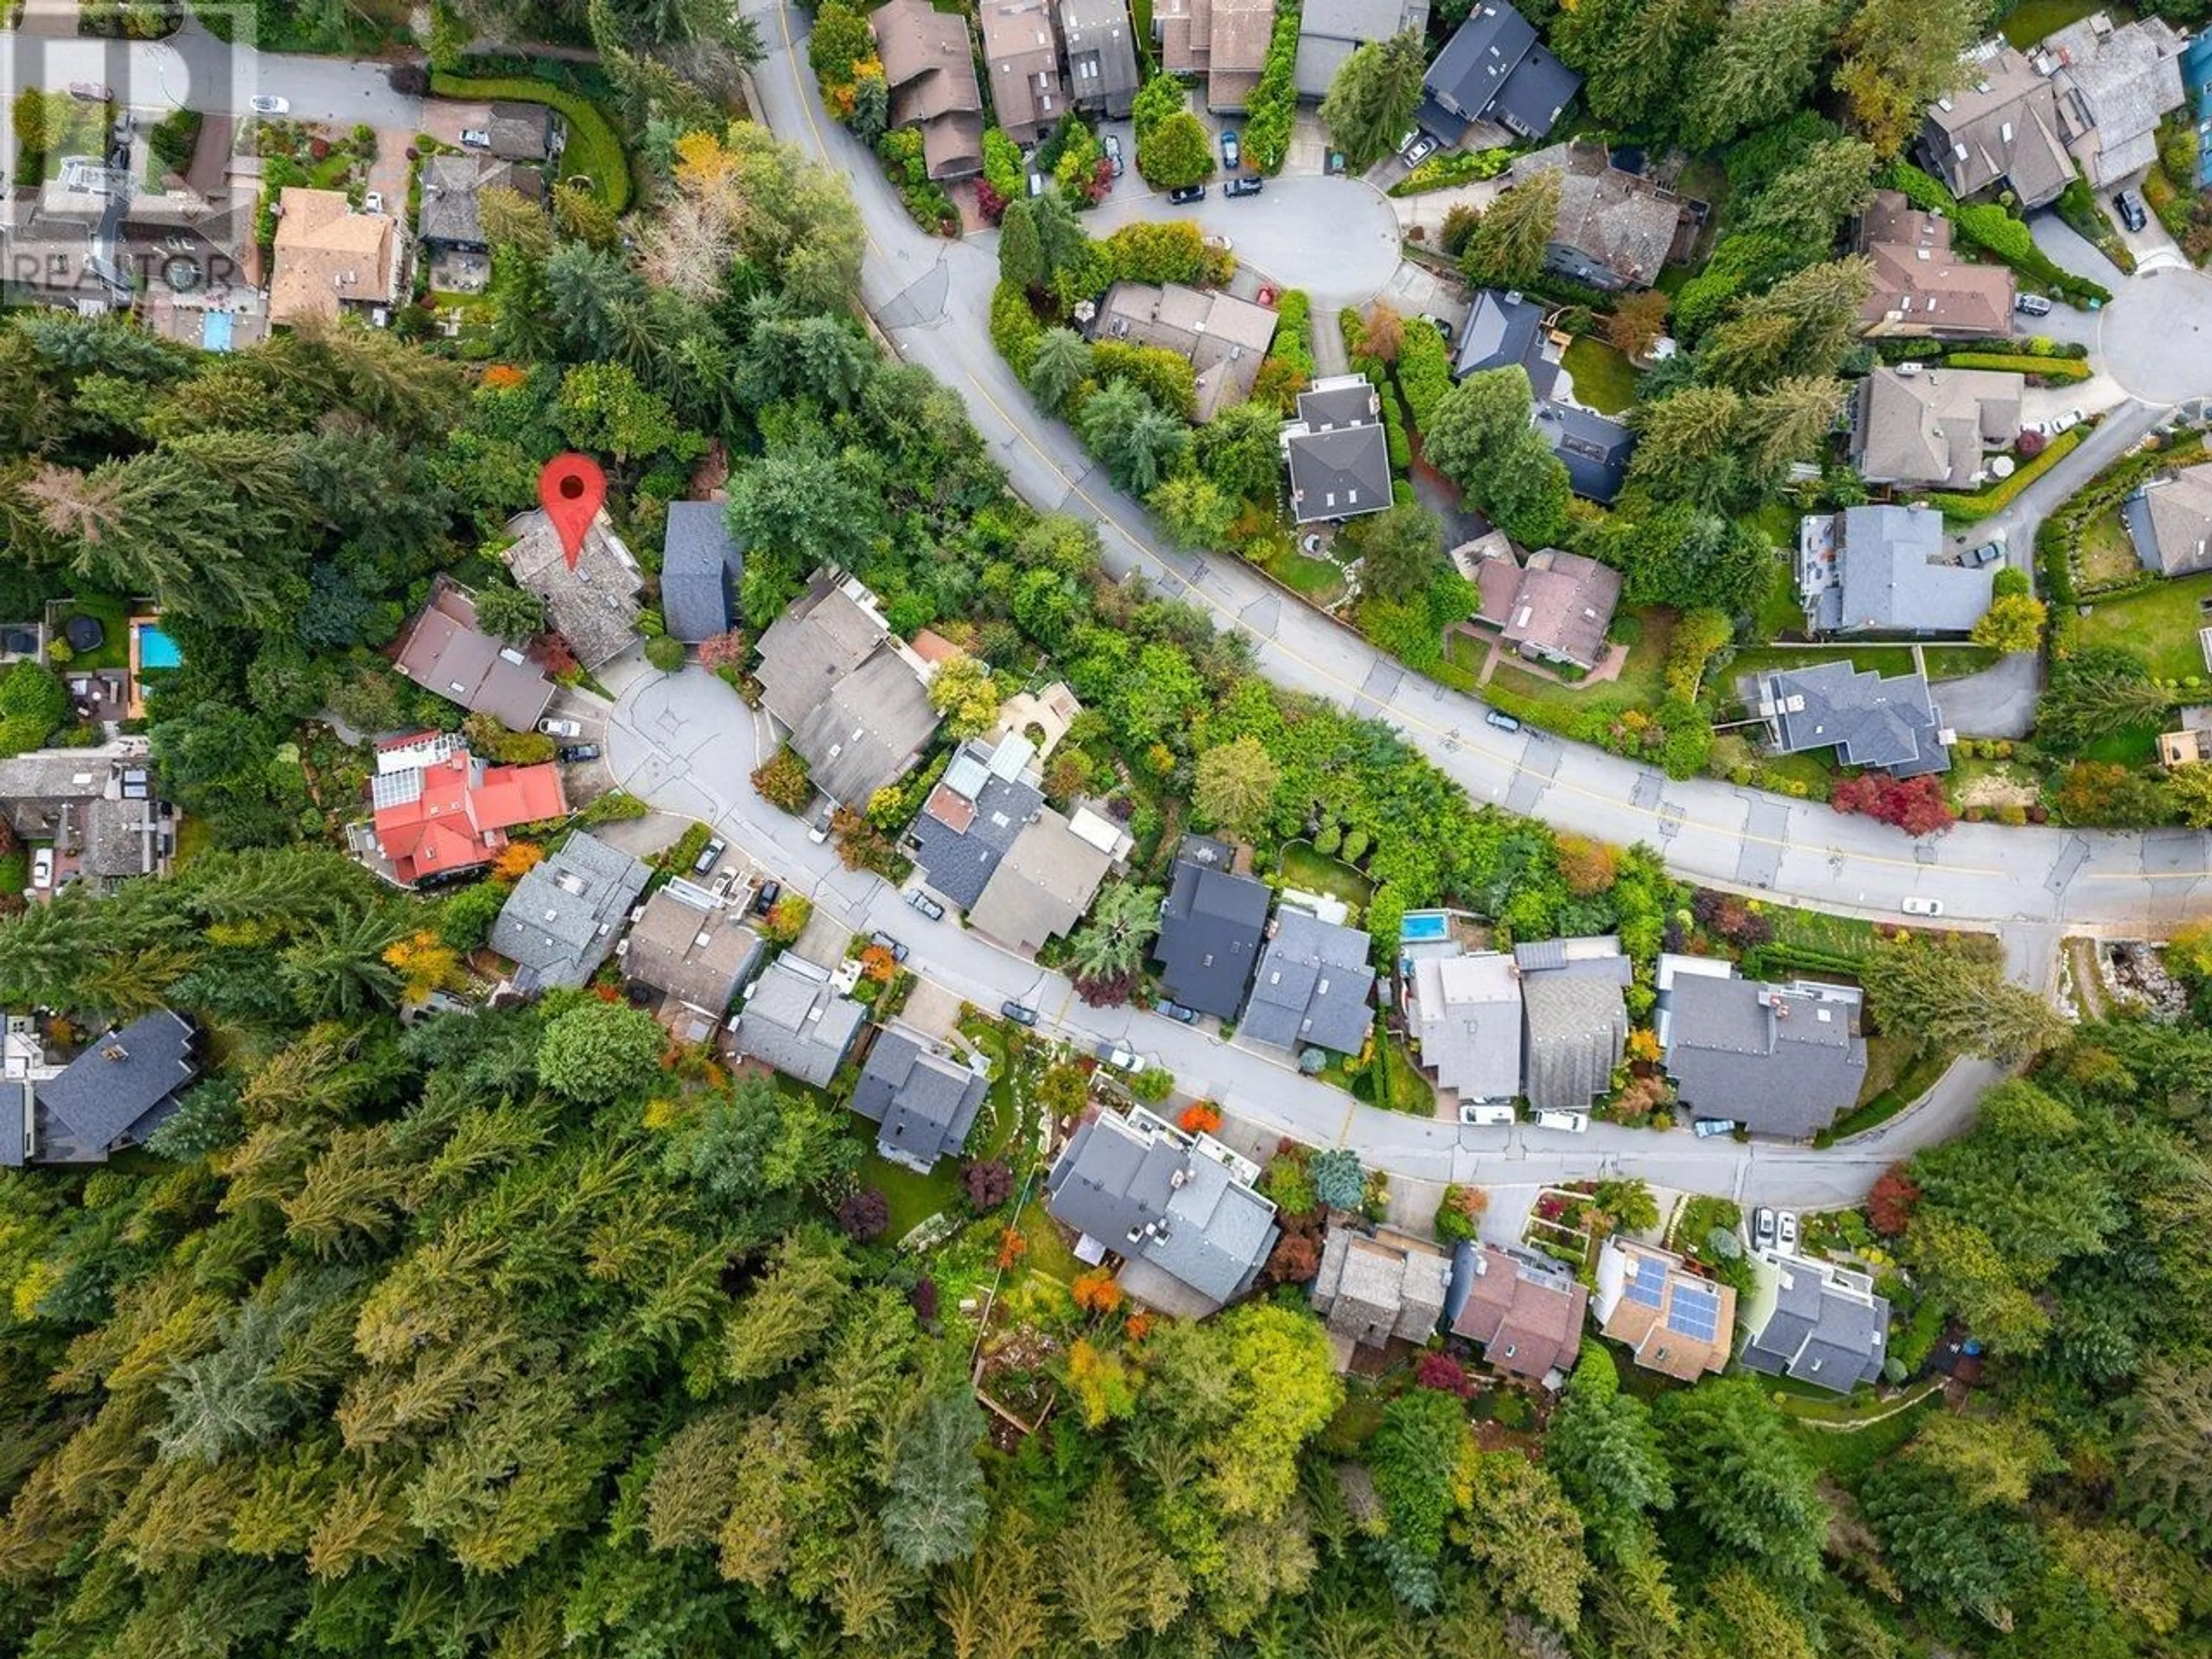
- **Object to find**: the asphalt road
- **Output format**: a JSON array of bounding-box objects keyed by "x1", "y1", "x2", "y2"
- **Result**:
[
  {"x1": 744, "y1": 1, "x2": 2212, "y2": 941},
  {"x1": 597, "y1": 650, "x2": 2046, "y2": 1208}
]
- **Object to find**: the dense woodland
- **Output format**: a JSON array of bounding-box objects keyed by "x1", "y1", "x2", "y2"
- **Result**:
[{"x1": 0, "y1": 1, "x2": 2209, "y2": 1648}]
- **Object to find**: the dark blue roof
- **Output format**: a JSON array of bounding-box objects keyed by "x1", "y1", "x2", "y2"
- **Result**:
[
  {"x1": 1534, "y1": 402, "x2": 1634, "y2": 503},
  {"x1": 1419, "y1": 3, "x2": 1579, "y2": 141},
  {"x1": 659, "y1": 501, "x2": 743, "y2": 643},
  {"x1": 1154, "y1": 837, "x2": 1271, "y2": 1018},
  {"x1": 32, "y1": 1012, "x2": 198, "y2": 1164},
  {"x1": 1455, "y1": 289, "x2": 1559, "y2": 403}
]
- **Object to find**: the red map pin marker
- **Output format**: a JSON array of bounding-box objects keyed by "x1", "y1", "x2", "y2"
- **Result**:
[{"x1": 538, "y1": 452, "x2": 607, "y2": 570}]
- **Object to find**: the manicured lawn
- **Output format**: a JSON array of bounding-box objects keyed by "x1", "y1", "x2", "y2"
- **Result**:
[
  {"x1": 1260, "y1": 544, "x2": 1347, "y2": 605},
  {"x1": 2076, "y1": 506, "x2": 2144, "y2": 592},
  {"x1": 1822, "y1": 1041, "x2": 1953, "y2": 1142},
  {"x1": 49, "y1": 593, "x2": 131, "y2": 672},
  {"x1": 1017, "y1": 1198, "x2": 1084, "y2": 1284},
  {"x1": 1922, "y1": 645, "x2": 2002, "y2": 680},
  {"x1": 1277, "y1": 839, "x2": 1375, "y2": 911},
  {"x1": 1560, "y1": 337, "x2": 1638, "y2": 416},
  {"x1": 852, "y1": 1127, "x2": 960, "y2": 1240},
  {"x1": 2003, "y1": 0, "x2": 2133, "y2": 46},
  {"x1": 1445, "y1": 629, "x2": 1490, "y2": 675},
  {"x1": 1489, "y1": 607, "x2": 1673, "y2": 722},
  {"x1": 2081, "y1": 726, "x2": 2161, "y2": 767},
  {"x1": 2075, "y1": 571, "x2": 2212, "y2": 680},
  {"x1": 1727, "y1": 645, "x2": 1921, "y2": 684}
]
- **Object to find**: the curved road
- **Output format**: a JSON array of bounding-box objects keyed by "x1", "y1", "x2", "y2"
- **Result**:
[
  {"x1": 599, "y1": 654, "x2": 2016, "y2": 1211},
  {"x1": 735, "y1": 0, "x2": 2212, "y2": 944}
]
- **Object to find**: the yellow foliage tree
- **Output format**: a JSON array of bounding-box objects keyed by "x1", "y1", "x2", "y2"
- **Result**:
[{"x1": 381, "y1": 932, "x2": 463, "y2": 1002}]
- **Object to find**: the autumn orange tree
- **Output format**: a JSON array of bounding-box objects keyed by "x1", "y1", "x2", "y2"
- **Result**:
[
  {"x1": 493, "y1": 840, "x2": 545, "y2": 880},
  {"x1": 1071, "y1": 1267, "x2": 1125, "y2": 1316},
  {"x1": 1179, "y1": 1101, "x2": 1223, "y2": 1135}
]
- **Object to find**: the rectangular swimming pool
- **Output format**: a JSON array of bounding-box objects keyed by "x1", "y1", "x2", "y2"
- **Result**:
[
  {"x1": 135, "y1": 624, "x2": 182, "y2": 671},
  {"x1": 1400, "y1": 910, "x2": 1449, "y2": 942}
]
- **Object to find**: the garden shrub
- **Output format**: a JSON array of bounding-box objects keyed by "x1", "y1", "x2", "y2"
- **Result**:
[
  {"x1": 1101, "y1": 219, "x2": 1211, "y2": 286},
  {"x1": 990, "y1": 279, "x2": 1046, "y2": 378},
  {"x1": 1942, "y1": 352, "x2": 2092, "y2": 382},
  {"x1": 1395, "y1": 320, "x2": 1453, "y2": 430},
  {"x1": 1922, "y1": 426, "x2": 2086, "y2": 522},
  {"x1": 1387, "y1": 147, "x2": 1512, "y2": 197},
  {"x1": 1240, "y1": 5, "x2": 1301, "y2": 174}
]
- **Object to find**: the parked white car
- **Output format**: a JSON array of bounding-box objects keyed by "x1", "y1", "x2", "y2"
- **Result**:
[
  {"x1": 1901, "y1": 895, "x2": 1944, "y2": 916},
  {"x1": 363, "y1": 191, "x2": 384, "y2": 214},
  {"x1": 31, "y1": 849, "x2": 54, "y2": 890},
  {"x1": 538, "y1": 717, "x2": 582, "y2": 738},
  {"x1": 249, "y1": 94, "x2": 290, "y2": 115},
  {"x1": 460, "y1": 128, "x2": 493, "y2": 149},
  {"x1": 1777, "y1": 1211, "x2": 1800, "y2": 1252}
]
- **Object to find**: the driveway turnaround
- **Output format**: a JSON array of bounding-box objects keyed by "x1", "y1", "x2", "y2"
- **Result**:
[
  {"x1": 2094, "y1": 268, "x2": 2212, "y2": 403},
  {"x1": 1081, "y1": 175, "x2": 1406, "y2": 310}
]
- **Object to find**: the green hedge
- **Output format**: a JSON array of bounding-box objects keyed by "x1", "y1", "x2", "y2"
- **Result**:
[
  {"x1": 1396, "y1": 319, "x2": 1453, "y2": 428},
  {"x1": 1386, "y1": 146, "x2": 1513, "y2": 197},
  {"x1": 1880, "y1": 162, "x2": 2110, "y2": 307},
  {"x1": 1270, "y1": 289, "x2": 1315, "y2": 379},
  {"x1": 1942, "y1": 352, "x2": 2093, "y2": 381},
  {"x1": 1920, "y1": 425, "x2": 2086, "y2": 522},
  {"x1": 429, "y1": 74, "x2": 631, "y2": 212},
  {"x1": 1241, "y1": 5, "x2": 1300, "y2": 174}
]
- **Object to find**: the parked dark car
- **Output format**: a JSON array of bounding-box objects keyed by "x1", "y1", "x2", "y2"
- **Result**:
[
  {"x1": 1963, "y1": 541, "x2": 2003, "y2": 569},
  {"x1": 1154, "y1": 998, "x2": 1199, "y2": 1024},
  {"x1": 558, "y1": 744, "x2": 601, "y2": 763},
  {"x1": 2115, "y1": 188, "x2": 2148, "y2": 232},
  {"x1": 870, "y1": 931, "x2": 909, "y2": 964},
  {"x1": 1168, "y1": 184, "x2": 1206, "y2": 204},
  {"x1": 1000, "y1": 1001, "x2": 1040, "y2": 1027},
  {"x1": 906, "y1": 889, "x2": 946, "y2": 921},
  {"x1": 692, "y1": 836, "x2": 726, "y2": 875},
  {"x1": 752, "y1": 878, "x2": 782, "y2": 916},
  {"x1": 1224, "y1": 176, "x2": 1263, "y2": 198}
]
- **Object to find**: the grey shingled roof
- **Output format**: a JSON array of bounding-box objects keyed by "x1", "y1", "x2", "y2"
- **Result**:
[
  {"x1": 1059, "y1": 0, "x2": 1142, "y2": 115},
  {"x1": 2044, "y1": 17, "x2": 2187, "y2": 189},
  {"x1": 1283, "y1": 372, "x2": 1393, "y2": 525},
  {"x1": 1741, "y1": 1253, "x2": 1890, "y2": 1392},
  {"x1": 1511, "y1": 142, "x2": 1679, "y2": 290},
  {"x1": 1661, "y1": 969, "x2": 1867, "y2": 1139},
  {"x1": 1829, "y1": 505, "x2": 1993, "y2": 635},
  {"x1": 849, "y1": 1024, "x2": 987, "y2": 1172},
  {"x1": 1310, "y1": 1228, "x2": 1452, "y2": 1344},
  {"x1": 1418, "y1": 2, "x2": 1578, "y2": 141},
  {"x1": 487, "y1": 101, "x2": 558, "y2": 161},
  {"x1": 1410, "y1": 950, "x2": 1522, "y2": 1102},
  {"x1": 390, "y1": 579, "x2": 555, "y2": 733},
  {"x1": 1916, "y1": 46, "x2": 2074, "y2": 207},
  {"x1": 2126, "y1": 464, "x2": 2212, "y2": 577},
  {"x1": 621, "y1": 881, "x2": 763, "y2": 1015},
  {"x1": 1154, "y1": 835, "x2": 1271, "y2": 1018},
  {"x1": 0, "y1": 751, "x2": 111, "y2": 838},
  {"x1": 1239, "y1": 909, "x2": 1376, "y2": 1054},
  {"x1": 907, "y1": 743, "x2": 1043, "y2": 909},
  {"x1": 1516, "y1": 938, "x2": 1628, "y2": 1115},
  {"x1": 729, "y1": 955, "x2": 866, "y2": 1087},
  {"x1": 1851, "y1": 369, "x2": 2022, "y2": 491},
  {"x1": 754, "y1": 575, "x2": 942, "y2": 808},
  {"x1": 1454, "y1": 290, "x2": 1559, "y2": 401},
  {"x1": 1533, "y1": 401, "x2": 1634, "y2": 503},
  {"x1": 1294, "y1": 0, "x2": 1430, "y2": 97},
  {"x1": 503, "y1": 510, "x2": 645, "y2": 671},
  {"x1": 1044, "y1": 1106, "x2": 1278, "y2": 1306},
  {"x1": 1760, "y1": 660, "x2": 1953, "y2": 779},
  {"x1": 417, "y1": 154, "x2": 541, "y2": 249},
  {"x1": 489, "y1": 832, "x2": 651, "y2": 994},
  {"x1": 659, "y1": 501, "x2": 743, "y2": 643},
  {"x1": 967, "y1": 808, "x2": 1113, "y2": 953},
  {"x1": 31, "y1": 1011, "x2": 198, "y2": 1165}
]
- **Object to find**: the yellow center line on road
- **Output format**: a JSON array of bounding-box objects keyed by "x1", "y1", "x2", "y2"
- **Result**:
[{"x1": 771, "y1": 5, "x2": 2212, "y2": 891}]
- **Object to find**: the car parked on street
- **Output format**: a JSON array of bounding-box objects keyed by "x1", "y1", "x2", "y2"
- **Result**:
[
  {"x1": 1000, "y1": 1000, "x2": 1040, "y2": 1027},
  {"x1": 692, "y1": 836, "x2": 726, "y2": 875},
  {"x1": 1902, "y1": 895, "x2": 1944, "y2": 916},
  {"x1": 2014, "y1": 291, "x2": 2053, "y2": 317},
  {"x1": 870, "y1": 931, "x2": 909, "y2": 964},
  {"x1": 1484, "y1": 709, "x2": 1522, "y2": 733},
  {"x1": 1224, "y1": 176, "x2": 1263, "y2": 198},
  {"x1": 557, "y1": 744, "x2": 600, "y2": 763},
  {"x1": 1097, "y1": 1041, "x2": 1144, "y2": 1073},
  {"x1": 1753, "y1": 1207, "x2": 1778, "y2": 1251},
  {"x1": 538, "y1": 717, "x2": 582, "y2": 738},
  {"x1": 1154, "y1": 998, "x2": 1198, "y2": 1024},
  {"x1": 1167, "y1": 183, "x2": 1206, "y2": 204},
  {"x1": 808, "y1": 806, "x2": 832, "y2": 844},
  {"x1": 249, "y1": 94, "x2": 290, "y2": 115},
  {"x1": 1219, "y1": 128, "x2": 1240, "y2": 168},
  {"x1": 1692, "y1": 1116, "x2": 1737, "y2": 1138},
  {"x1": 751, "y1": 878, "x2": 781, "y2": 916},
  {"x1": 1103, "y1": 132, "x2": 1123, "y2": 176},
  {"x1": 906, "y1": 889, "x2": 946, "y2": 920}
]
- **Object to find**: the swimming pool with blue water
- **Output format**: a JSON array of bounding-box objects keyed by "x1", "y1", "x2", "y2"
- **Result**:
[{"x1": 136, "y1": 624, "x2": 182, "y2": 671}]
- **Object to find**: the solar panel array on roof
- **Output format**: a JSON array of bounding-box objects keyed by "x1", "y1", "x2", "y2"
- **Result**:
[
  {"x1": 1624, "y1": 1253, "x2": 1666, "y2": 1309},
  {"x1": 1669, "y1": 1283, "x2": 1722, "y2": 1342}
]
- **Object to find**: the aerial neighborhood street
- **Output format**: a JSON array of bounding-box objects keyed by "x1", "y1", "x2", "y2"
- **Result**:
[{"x1": 3, "y1": 1, "x2": 2212, "y2": 1646}]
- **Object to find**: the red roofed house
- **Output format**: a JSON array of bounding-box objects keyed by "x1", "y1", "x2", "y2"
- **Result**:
[{"x1": 356, "y1": 731, "x2": 567, "y2": 887}]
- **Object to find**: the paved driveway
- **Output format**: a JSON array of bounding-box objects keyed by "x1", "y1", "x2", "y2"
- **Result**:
[
  {"x1": 1082, "y1": 174, "x2": 1404, "y2": 309},
  {"x1": 1931, "y1": 652, "x2": 2039, "y2": 738},
  {"x1": 2093, "y1": 267, "x2": 2212, "y2": 403}
]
